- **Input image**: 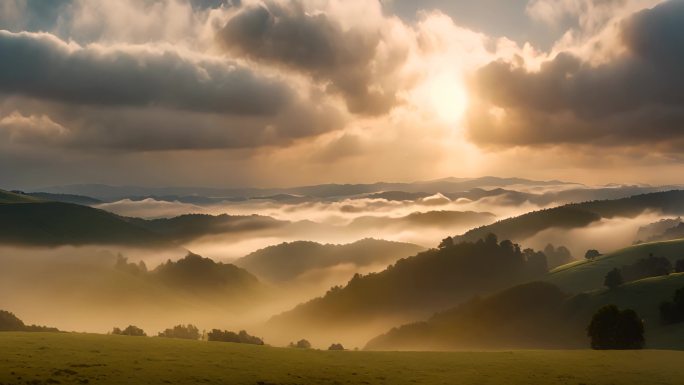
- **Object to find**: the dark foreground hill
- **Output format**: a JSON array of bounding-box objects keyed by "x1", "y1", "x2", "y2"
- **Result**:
[{"x1": 235, "y1": 239, "x2": 425, "y2": 283}]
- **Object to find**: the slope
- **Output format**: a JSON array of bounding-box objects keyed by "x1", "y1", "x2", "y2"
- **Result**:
[
  {"x1": 235, "y1": 239, "x2": 425, "y2": 283},
  {"x1": 545, "y1": 238, "x2": 684, "y2": 293}
]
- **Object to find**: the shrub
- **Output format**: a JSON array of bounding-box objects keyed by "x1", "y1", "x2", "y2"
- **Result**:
[
  {"x1": 660, "y1": 287, "x2": 684, "y2": 324},
  {"x1": 289, "y1": 339, "x2": 311, "y2": 349},
  {"x1": 604, "y1": 268, "x2": 623, "y2": 289},
  {"x1": 112, "y1": 325, "x2": 146, "y2": 336},
  {"x1": 207, "y1": 329, "x2": 263, "y2": 345},
  {"x1": 158, "y1": 324, "x2": 200, "y2": 340}
]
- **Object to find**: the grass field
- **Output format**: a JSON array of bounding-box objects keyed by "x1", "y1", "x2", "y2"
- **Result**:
[
  {"x1": 546, "y1": 238, "x2": 684, "y2": 293},
  {"x1": 2, "y1": 333, "x2": 684, "y2": 385}
]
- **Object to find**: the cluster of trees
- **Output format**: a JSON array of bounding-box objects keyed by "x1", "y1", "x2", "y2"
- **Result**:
[
  {"x1": 207, "y1": 329, "x2": 264, "y2": 345},
  {"x1": 158, "y1": 324, "x2": 200, "y2": 340},
  {"x1": 660, "y1": 287, "x2": 684, "y2": 324},
  {"x1": 289, "y1": 339, "x2": 311, "y2": 349},
  {"x1": 0, "y1": 310, "x2": 59, "y2": 332},
  {"x1": 111, "y1": 325, "x2": 146, "y2": 336},
  {"x1": 603, "y1": 254, "x2": 684, "y2": 289},
  {"x1": 587, "y1": 305, "x2": 644, "y2": 350},
  {"x1": 328, "y1": 343, "x2": 344, "y2": 350},
  {"x1": 543, "y1": 244, "x2": 573, "y2": 269}
]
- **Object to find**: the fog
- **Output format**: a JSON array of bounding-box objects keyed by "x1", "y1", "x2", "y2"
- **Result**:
[{"x1": 523, "y1": 211, "x2": 669, "y2": 258}]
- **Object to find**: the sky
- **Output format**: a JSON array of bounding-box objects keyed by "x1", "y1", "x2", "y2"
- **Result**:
[{"x1": 1, "y1": 0, "x2": 682, "y2": 189}]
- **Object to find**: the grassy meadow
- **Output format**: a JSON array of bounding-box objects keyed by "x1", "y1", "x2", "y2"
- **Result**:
[{"x1": 2, "y1": 332, "x2": 684, "y2": 385}]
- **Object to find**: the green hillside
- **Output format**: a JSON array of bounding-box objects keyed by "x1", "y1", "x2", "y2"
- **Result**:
[
  {"x1": 368, "y1": 274, "x2": 684, "y2": 351},
  {"x1": 2, "y1": 332, "x2": 684, "y2": 385},
  {"x1": 0, "y1": 189, "x2": 42, "y2": 204},
  {"x1": 545, "y1": 238, "x2": 684, "y2": 293}
]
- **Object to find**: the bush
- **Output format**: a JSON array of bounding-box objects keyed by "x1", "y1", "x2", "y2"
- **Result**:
[
  {"x1": 328, "y1": 343, "x2": 344, "y2": 350},
  {"x1": 207, "y1": 329, "x2": 263, "y2": 345},
  {"x1": 621, "y1": 253, "x2": 672, "y2": 282},
  {"x1": 112, "y1": 325, "x2": 146, "y2": 336},
  {"x1": 587, "y1": 305, "x2": 644, "y2": 349},
  {"x1": 289, "y1": 339, "x2": 311, "y2": 349},
  {"x1": 675, "y1": 259, "x2": 684, "y2": 273},
  {"x1": 604, "y1": 268, "x2": 623, "y2": 289},
  {"x1": 660, "y1": 287, "x2": 684, "y2": 324},
  {"x1": 158, "y1": 324, "x2": 200, "y2": 340}
]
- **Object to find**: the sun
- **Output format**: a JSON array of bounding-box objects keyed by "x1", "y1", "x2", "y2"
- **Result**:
[{"x1": 427, "y1": 72, "x2": 469, "y2": 124}]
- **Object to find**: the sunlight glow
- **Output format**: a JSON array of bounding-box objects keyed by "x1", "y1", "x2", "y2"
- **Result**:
[{"x1": 425, "y1": 73, "x2": 469, "y2": 124}]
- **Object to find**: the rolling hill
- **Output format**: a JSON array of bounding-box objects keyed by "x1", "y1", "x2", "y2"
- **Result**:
[
  {"x1": 0, "y1": 199, "x2": 165, "y2": 246},
  {"x1": 367, "y1": 272, "x2": 684, "y2": 350},
  {"x1": 0, "y1": 189, "x2": 42, "y2": 204},
  {"x1": 235, "y1": 239, "x2": 425, "y2": 283},
  {"x1": 368, "y1": 238, "x2": 684, "y2": 351},
  {"x1": 266, "y1": 236, "x2": 549, "y2": 345},
  {"x1": 456, "y1": 190, "x2": 684, "y2": 243},
  {"x1": 544, "y1": 238, "x2": 684, "y2": 293}
]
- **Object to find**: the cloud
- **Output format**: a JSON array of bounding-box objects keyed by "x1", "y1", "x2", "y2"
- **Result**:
[
  {"x1": 0, "y1": 30, "x2": 291, "y2": 115},
  {"x1": 217, "y1": 0, "x2": 414, "y2": 115},
  {"x1": 467, "y1": 0, "x2": 684, "y2": 152},
  {"x1": 0, "y1": 29, "x2": 347, "y2": 151}
]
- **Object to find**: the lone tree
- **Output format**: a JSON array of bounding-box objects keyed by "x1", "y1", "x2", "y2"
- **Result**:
[
  {"x1": 604, "y1": 268, "x2": 624, "y2": 289},
  {"x1": 585, "y1": 249, "x2": 601, "y2": 260},
  {"x1": 328, "y1": 343, "x2": 345, "y2": 351},
  {"x1": 587, "y1": 305, "x2": 644, "y2": 349}
]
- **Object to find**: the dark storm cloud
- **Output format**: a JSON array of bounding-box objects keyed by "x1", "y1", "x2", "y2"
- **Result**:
[
  {"x1": 467, "y1": 0, "x2": 684, "y2": 150},
  {"x1": 0, "y1": 30, "x2": 291, "y2": 116},
  {"x1": 217, "y1": 1, "x2": 408, "y2": 115}
]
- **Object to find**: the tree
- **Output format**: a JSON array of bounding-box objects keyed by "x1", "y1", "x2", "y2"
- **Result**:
[
  {"x1": 675, "y1": 259, "x2": 684, "y2": 273},
  {"x1": 621, "y1": 254, "x2": 672, "y2": 282},
  {"x1": 438, "y1": 236, "x2": 454, "y2": 249},
  {"x1": 587, "y1": 305, "x2": 644, "y2": 349},
  {"x1": 158, "y1": 324, "x2": 200, "y2": 340},
  {"x1": 660, "y1": 287, "x2": 684, "y2": 324},
  {"x1": 585, "y1": 249, "x2": 601, "y2": 260},
  {"x1": 328, "y1": 343, "x2": 345, "y2": 350},
  {"x1": 604, "y1": 268, "x2": 623, "y2": 289}
]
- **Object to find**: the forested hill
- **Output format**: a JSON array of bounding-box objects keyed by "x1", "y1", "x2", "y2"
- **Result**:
[{"x1": 456, "y1": 190, "x2": 684, "y2": 243}]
